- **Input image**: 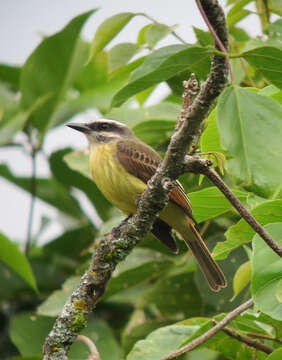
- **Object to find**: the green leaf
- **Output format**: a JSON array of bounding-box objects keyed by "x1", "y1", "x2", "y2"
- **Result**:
[
  {"x1": 20, "y1": 10, "x2": 96, "y2": 133},
  {"x1": 134, "y1": 120, "x2": 175, "y2": 148},
  {"x1": 227, "y1": 0, "x2": 252, "y2": 28},
  {"x1": 109, "y1": 43, "x2": 140, "y2": 71},
  {"x1": 266, "y1": 348, "x2": 282, "y2": 360},
  {"x1": 0, "y1": 233, "x2": 37, "y2": 292},
  {"x1": 217, "y1": 86, "x2": 282, "y2": 197},
  {"x1": 37, "y1": 276, "x2": 79, "y2": 317},
  {"x1": 51, "y1": 148, "x2": 112, "y2": 221},
  {"x1": 122, "y1": 310, "x2": 173, "y2": 356},
  {"x1": 193, "y1": 27, "x2": 213, "y2": 46},
  {"x1": 269, "y1": 0, "x2": 282, "y2": 15},
  {"x1": 145, "y1": 23, "x2": 175, "y2": 49},
  {"x1": 252, "y1": 223, "x2": 282, "y2": 320},
  {"x1": 0, "y1": 164, "x2": 85, "y2": 220},
  {"x1": 139, "y1": 271, "x2": 202, "y2": 318},
  {"x1": 189, "y1": 186, "x2": 248, "y2": 223},
  {"x1": 127, "y1": 324, "x2": 197, "y2": 360},
  {"x1": 0, "y1": 64, "x2": 20, "y2": 89},
  {"x1": 103, "y1": 248, "x2": 174, "y2": 299},
  {"x1": 107, "y1": 102, "x2": 180, "y2": 128},
  {"x1": 43, "y1": 225, "x2": 96, "y2": 259},
  {"x1": 10, "y1": 312, "x2": 54, "y2": 356},
  {"x1": 266, "y1": 19, "x2": 282, "y2": 40},
  {"x1": 63, "y1": 150, "x2": 91, "y2": 179},
  {"x1": 231, "y1": 260, "x2": 251, "y2": 301},
  {"x1": 213, "y1": 200, "x2": 282, "y2": 260},
  {"x1": 112, "y1": 45, "x2": 213, "y2": 107},
  {"x1": 200, "y1": 108, "x2": 225, "y2": 155},
  {"x1": 89, "y1": 12, "x2": 137, "y2": 61},
  {"x1": 242, "y1": 46, "x2": 282, "y2": 89}
]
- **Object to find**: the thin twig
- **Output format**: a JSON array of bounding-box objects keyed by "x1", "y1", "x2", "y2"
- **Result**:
[
  {"x1": 25, "y1": 147, "x2": 37, "y2": 255},
  {"x1": 247, "y1": 332, "x2": 282, "y2": 345},
  {"x1": 161, "y1": 299, "x2": 254, "y2": 360},
  {"x1": 203, "y1": 167, "x2": 282, "y2": 257},
  {"x1": 195, "y1": 0, "x2": 233, "y2": 83},
  {"x1": 214, "y1": 322, "x2": 274, "y2": 354},
  {"x1": 76, "y1": 335, "x2": 101, "y2": 360},
  {"x1": 141, "y1": 13, "x2": 187, "y2": 44}
]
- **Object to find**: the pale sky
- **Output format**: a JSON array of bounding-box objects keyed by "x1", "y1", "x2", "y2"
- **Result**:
[{"x1": 0, "y1": 0, "x2": 260, "y2": 246}]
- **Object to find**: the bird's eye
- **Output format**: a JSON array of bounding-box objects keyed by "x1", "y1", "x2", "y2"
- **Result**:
[{"x1": 99, "y1": 123, "x2": 111, "y2": 131}]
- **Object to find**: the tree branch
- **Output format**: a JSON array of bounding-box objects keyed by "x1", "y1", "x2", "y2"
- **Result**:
[
  {"x1": 76, "y1": 335, "x2": 101, "y2": 360},
  {"x1": 160, "y1": 299, "x2": 254, "y2": 360},
  {"x1": 203, "y1": 168, "x2": 282, "y2": 257},
  {"x1": 42, "y1": 1, "x2": 229, "y2": 358},
  {"x1": 214, "y1": 322, "x2": 274, "y2": 355}
]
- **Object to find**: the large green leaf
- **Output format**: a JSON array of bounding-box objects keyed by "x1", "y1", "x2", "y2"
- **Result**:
[
  {"x1": 104, "y1": 248, "x2": 173, "y2": 299},
  {"x1": 213, "y1": 200, "x2": 282, "y2": 260},
  {"x1": 0, "y1": 233, "x2": 37, "y2": 292},
  {"x1": 143, "y1": 23, "x2": 175, "y2": 49},
  {"x1": 112, "y1": 45, "x2": 213, "y2": 107},
  {"x1": 89, "y1": 13, "x2": 137, "y2": 61},
  {"x1": 10, "y1": 313, "x2": 54, "y2": 356},
  {"x1": 139, "y1": 271, "x2": 202, "y2": 318},
  {"x1": 20, "y1": 10, "x2": 96, "y2": 133},
  {"x1": 266, "y1": 348, "x2": 282, "y2": 360},
  {"x1": 217, "y1": 86, "x2": 282, "y2": 197},
  {"x1": 189, "y1": 186, "x2": 247, "y2": 223},
  {"x1": 0, "y1": 164, "x2": 85, "y2": 220},
  {"x1": 242, "y1": 46, "x2": 282, "y2": 89},
  {"x1": 127, "y1": 324, "x2": 197, "y2": 360},
  {"x1": 252, "y1": 223, "x2": 282, "y2": 320},
  {"x1": 128, "y1": 313, "x2": 266, "y2": 360},
  {"x1": 51, "y1": 148, "x2": 112, "y2": 221}
]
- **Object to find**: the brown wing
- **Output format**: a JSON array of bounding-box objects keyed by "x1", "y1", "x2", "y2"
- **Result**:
[{"x1": 116, "y1": 139, "x2": 194, "y2": 220}]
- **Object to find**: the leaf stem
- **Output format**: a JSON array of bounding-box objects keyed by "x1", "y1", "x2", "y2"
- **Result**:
[
  {"x1": 196, "y1": 0, "x2": 233, "y2": 83},
  {"x1": 141, "y1": 12, "x2": 187, "y2": 44},
  {"x1": 25, "y1": 146, "x2": 37, "y2": 256}
]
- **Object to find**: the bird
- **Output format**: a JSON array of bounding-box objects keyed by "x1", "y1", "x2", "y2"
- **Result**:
[{"x1": 67, "y1": 118, "x2": 227, "y2": 291}]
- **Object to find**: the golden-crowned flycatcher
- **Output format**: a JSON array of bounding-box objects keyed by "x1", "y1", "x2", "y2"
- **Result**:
[{"x1": 68, "y1": 119, "x2": 226, "y2": 291}]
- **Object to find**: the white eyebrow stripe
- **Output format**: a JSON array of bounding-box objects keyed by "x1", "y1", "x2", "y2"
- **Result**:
[{"x1": 93, "y1": 118, "x2": 127, "y2": 128}]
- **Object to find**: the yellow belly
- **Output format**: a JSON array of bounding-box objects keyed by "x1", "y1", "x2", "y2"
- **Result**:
[
  {"x1": 90, "y1": 142, "x2": 145, "y2": 215},
  {"x1": 90, "y1": 142, "x2": 189, "y2": 233}
]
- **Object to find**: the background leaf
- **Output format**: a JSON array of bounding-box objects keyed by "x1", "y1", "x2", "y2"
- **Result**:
[
  {"x1": 217, "y1": 86, "x2": 282, "y2": 197},
  {"x1": 112, "y1": 45, "x2": 213, "y2": 107},
  {"x1": 213, "y1": 200, "x2": 282, "y2": 260},
  {"x1": 252, "y1": 223, "x2": 282, "y2": 320},
  {"x1": 0, "y1": 233, "x2": 37, "y2": 292},
  {"x1": 89, "y1": 12, "x2": 137, "y2": 60}
]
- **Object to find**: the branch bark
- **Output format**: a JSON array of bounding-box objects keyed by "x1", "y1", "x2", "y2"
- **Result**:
[
  {"x1": 160, "y1": 299, "x2": 254, "y2": 360},
  {"x1": 42, "y1": 1, "x2": 229, "y2": 358}
]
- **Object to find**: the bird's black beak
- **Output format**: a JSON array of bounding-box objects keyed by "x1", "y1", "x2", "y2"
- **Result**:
[{"x1": 67, "y1": 122, "x2": 90, "y2": 133}]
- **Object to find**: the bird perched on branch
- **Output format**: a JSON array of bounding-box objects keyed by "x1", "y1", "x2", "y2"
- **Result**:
[{"x1": 68, "y1": 119, "x2": 227, "y2": 291}]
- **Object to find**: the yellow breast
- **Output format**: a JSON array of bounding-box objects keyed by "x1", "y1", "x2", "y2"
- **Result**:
[{"x1": 90, "y1": 142, "x2": 146, "y2": 215}]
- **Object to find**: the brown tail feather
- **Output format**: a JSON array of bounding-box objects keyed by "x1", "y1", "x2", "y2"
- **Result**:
[{"x1": 183, "y1": 223, "x2": 227, "y2": 292}]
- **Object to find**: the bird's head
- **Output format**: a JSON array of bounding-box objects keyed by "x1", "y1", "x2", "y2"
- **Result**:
[{"x1": 67, "y1": 118, "x2": 134, "y2": 144}]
